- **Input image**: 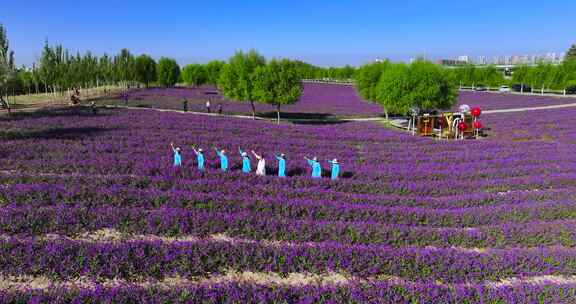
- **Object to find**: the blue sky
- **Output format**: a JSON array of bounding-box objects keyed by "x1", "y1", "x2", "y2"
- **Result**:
[{"x1": 2, "y1": 0, "x2": 575, "y2": 67}]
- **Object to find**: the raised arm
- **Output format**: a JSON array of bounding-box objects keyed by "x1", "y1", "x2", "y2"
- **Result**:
[
  {"x1": 238, "y1": 147, "x2": 244, "y2": 155},
  {"x1": 170, "y1": 142, "x2": 176, "y2": 153},
  {"x1": 251, "y1": 150, "x2": 261, "y2": 160}
]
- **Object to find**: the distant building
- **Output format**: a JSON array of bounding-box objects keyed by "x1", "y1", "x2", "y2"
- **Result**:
[
  {"x1": 437, "y1": 59, "x2": 468, "y2": 66},
  {"x1": 475, "y1": 56, "x2": 487, "y2": 65},
  {"x1": 457, "y1": 55, "x2": 470, "y2": 63}
]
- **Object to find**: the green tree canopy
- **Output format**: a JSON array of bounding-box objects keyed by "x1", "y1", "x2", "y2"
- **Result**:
[
  {"x1": 204, "y1": 60, "x2": 225, "y2": 85},
  {"x1": 218, "y1": 49, "x2": 266, "y2": 119},
  {"x1": 113, "y1": 49, "x2": 135, "y2": 83},
  {"x1": 354, "y1": 61, "x2": 390, "y2": 119},
  {"x1": 0, "y1": 24, "x2": 15, "y2": 95},
  {"x1": 375, "y1": 60, "x2": 457, "y2": 115},
  {"x1": 134, "y1": 55, "x2": 157, "y2": 87},
  {"x1": 156, "y1": 57, "x2": 180, "y2": 87},
  {"x1": 181, "y1": 64, "x2": 207, "y2": 86},
  {"x1": 253, "y1": 59, "x2": 302, "y2": 124}
]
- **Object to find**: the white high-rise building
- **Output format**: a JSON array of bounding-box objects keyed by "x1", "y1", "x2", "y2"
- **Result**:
[
  {"x1": 457, "y1": 55, "x2": 470, "y2": 63},
  {"x1": 476, "y1": 56, "x2": 487, "y2": 65}
]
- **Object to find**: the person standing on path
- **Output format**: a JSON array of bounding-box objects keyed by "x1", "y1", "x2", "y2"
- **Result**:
[
  {"x1": 275, "y1": 153, "x2": 286, "y2": 177},
  {"x1": 218, "y1": 104, "x2": 223, "y2": 115},
  {"x1": 252, "y1": 150, "x2": 266, "y2": 176},
  {"x1": 192, "y1": 146, "x2": 205, "y2": 172},
  {"x1": 170, "y1": 142, "x2": 182, "y2": 167},
  {"x1": 305, "y1": 156, "x2": 321, "y2": 178},
  {"x1": 327, "y1": 159, "x2": 340, "y2": 180},
  {"x1": 214, "y1": 147, "x2": 228, "y2": 171},
  {"x1": 239, "y1": 148, "x2": 251, "y2": 173},
  {"x1": 206, "y1": 100, "x2": 211, "y2": 113}
]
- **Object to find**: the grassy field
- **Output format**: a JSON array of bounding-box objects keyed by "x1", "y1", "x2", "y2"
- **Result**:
[{"x1": 7, "y1": 85, "x2": 124, "y2": 106}]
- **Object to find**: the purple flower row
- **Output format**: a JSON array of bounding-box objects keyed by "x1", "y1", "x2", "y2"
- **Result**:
[
  {"x1": 4, "y1": 236, "x2": 576, "y2": 283},
  {"x1": 3, "y1": 206, "x2": 576, "y2": 249},
  {"x1": 4, "y1": 281, "x2": 576, "y2": 304}
]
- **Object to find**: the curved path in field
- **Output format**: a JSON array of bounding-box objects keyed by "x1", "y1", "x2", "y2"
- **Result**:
[
  {"x1": 107, "y1": 101, "x2": 576, "y2": 122},
  {"x1": 5, "y1": 99, "x2": 576, "y2": 123},
  {"x1": 481, "y1": 102, "x2": 576, "y2": 114}
]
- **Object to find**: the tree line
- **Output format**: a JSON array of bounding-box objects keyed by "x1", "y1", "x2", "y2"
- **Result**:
[
  {"x1": 449, "y1": 61, "x2": 576, "y2": 91},
  {"x1": 447, "y1": 44, "x2": 576, "y2": 92},
  {"x1": 1, "y1": 22, "x2": 355, "y2": 98}
]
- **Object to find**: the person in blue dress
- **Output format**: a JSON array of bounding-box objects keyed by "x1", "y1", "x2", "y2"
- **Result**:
[
  {"x1": 327, "y1": 158, "x2": 340, "y2": 180},
  {"x1": 214, "y1": 147, "x2": 228, "y2": 172},
  {"x1": 304, "y1": 156, "x2": 321, "y2": 178},
  {"x1": 238, "y1": 148, "x2": 251, "y2": 173},
  {"x1": 170, "y1": 142, "x2": 182, "y2": 167},
  {"x1": 275, "y1": 153, "x2": 286, "y2": 177},
  {"x1": 192, "y1": 146, "x2": 205, "y2": 171}
]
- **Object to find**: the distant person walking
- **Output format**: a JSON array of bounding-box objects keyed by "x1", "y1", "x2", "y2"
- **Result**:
[
  {"x1": 239, "y1": 148, "x2": 251, "y2": 173},
  {"x1": 218, "y1": 104, "x2": 223, "y2": 115},
  {"x1": 192, "y1": 146, "x2": 205, "y2": 171},
  {"x1": 206, "y1": 100, "x2": 211, "y2": 113},
  {"x1": 305, "y1": 156, "x2": 321, "y2": 178},
  {"x1": 327, "y1": 159, "x2": 340, "y2": 180},
  {"x1": 90, "y1": 101, "x2": 98, "y2": 115},
  {"x1": 214, "y1": 147, "x2": 228, "y2": 171},
  {"x1": 123, "y1": 93, "x2": 129, "y2": 106},
  {"x1": 275, "y1": 153, "x2": 286, "y2": 177},
  {"x1": 182, "y1": 99, "x2": 189, "y2": 112},
  {"x1": 252, "y1": 150, "x2": 266, "y2": 176},
  {"x1": 170, "y1": 142, "x2": 182, "y2": 167}
]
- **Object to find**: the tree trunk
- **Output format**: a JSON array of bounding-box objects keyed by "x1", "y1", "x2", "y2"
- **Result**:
[
  {"x1": 276, "y1": 104, "x2": 281, "y2": 125},
  {"x1": 250, "y1": 101, "x2": 256, "y2": 120}
]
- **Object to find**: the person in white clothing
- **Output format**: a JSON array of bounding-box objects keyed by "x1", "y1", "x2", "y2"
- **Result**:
[{"x1": 252, "y1": 150, "x2": 266, "y2": 176}]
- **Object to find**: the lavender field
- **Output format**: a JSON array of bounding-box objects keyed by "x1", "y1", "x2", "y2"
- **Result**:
[
  {"x1": 104, "y1": 83, "x2": 576, "y2": 119},
  {"x1": 2, "y1": 103, "x2": 576, "y2": 303},
  {"x1": 458, "y1": 91, "x2": 576, "y2": 111},
  {"x1": 108, "y1": 82, "x2": 384, "y2": 118}
]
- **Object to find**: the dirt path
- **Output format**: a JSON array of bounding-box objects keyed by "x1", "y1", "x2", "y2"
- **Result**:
[
  {"x1": 6, "y1": 101, "x2": 576, "y2": 123},
  {"x1": 481, "y1": 102, "x2": 576, "y2": 114}
]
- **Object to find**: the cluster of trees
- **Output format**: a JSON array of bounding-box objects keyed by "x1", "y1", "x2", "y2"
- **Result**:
[
  {"x1": 181, "y1": 61, "x2": 225, "y2": 87},
  {"x1": 448, "y1": 65, "x2": 506, "y2": 88},
  {"x1": 355, "y1": 59, "x2": 457, "y2": 118},
  {"x1": 1, "y1": 23, "x2": 351, "y2": 104},
  {"x1": 511, "y1": 61, "x2": 576, "y2": 91},
  {"x1": 7, "y1": 44, "x2": 185, "y2": 97},
  {"x1": 450, "y1": 61, "x2": 576, "y2": 92},
  {"x1": 449, "y1": 45, "x2": 576, "y2": 92},
  {"x1": 179, "y1": 59, "x2": 354, "y2": 88},
  {"x1": 0, "y1": 24, "x2": 16, "y2": 98},
  {"x1": 218, "y1": 50, "x2": 302, "y2": 124}
]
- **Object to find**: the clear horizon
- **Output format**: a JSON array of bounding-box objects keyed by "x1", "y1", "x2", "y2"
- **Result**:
[{"x1": 2, "y1": 0, "x2": 574, "y2": 67}]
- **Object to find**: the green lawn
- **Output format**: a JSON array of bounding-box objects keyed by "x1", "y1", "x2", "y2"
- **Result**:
[{"x1": 8, "y1": 85, "x2": 123, "y2": 106}]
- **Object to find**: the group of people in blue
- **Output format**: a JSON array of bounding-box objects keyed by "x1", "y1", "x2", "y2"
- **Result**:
[{"x1": 170, "y1": 143, "x2": 340, "y2": 180}]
